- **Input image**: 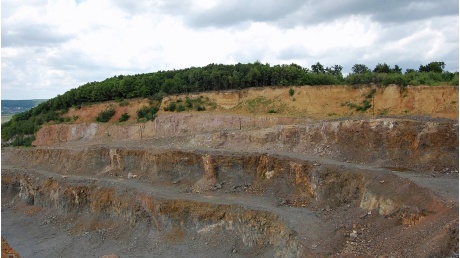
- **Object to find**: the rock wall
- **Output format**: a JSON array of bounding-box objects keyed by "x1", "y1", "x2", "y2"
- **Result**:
[
  {"x1": 31, "y1": 116, "x2": 458, "y2": 172},
  {"x1": 2, "y1": 147, "x2": 442, "y2": 215},
  {"x1": 1, "y1": 170, "x2": 304, "y2": 256},
  {"x1": 192, "y1": 118, "x2": 459, "y2": 172},
  {"x1": 165, "y1": 85, "x2": 459, "y2": 118},
  {"x1": 33, "y1": 114, "x2": 308, "y2": 146}
]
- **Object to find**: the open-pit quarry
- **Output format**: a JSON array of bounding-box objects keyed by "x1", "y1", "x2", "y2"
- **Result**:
[{"x1": 2, "y1": 85, "x2": 459, "y2": 257}]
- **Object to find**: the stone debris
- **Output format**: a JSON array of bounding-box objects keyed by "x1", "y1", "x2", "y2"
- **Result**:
[
  {"x1": 127, "y1": 173, "x2": 138, "y2": 179},
  {"x1": 349, "y1": 230, "x2": 358, "y2": 239},
  {"x1": 211, "y1": 183, "x2": 222, "y2": 191}
]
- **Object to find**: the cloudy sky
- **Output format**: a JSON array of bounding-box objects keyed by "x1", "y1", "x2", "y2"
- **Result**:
[{"x1": 2, "y1": 0, "x2": 459, "y2": 99}]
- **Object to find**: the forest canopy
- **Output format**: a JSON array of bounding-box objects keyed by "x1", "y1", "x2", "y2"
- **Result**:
[{"x1": 2, "y1": 61, "x2": 458, "y2": 146}]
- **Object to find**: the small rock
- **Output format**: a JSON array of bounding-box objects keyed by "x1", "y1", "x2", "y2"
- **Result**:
[
  {"x1": 350, "y1": 231, "x2": 358, "y2": 238},
  {"x1": 311, "y1": 244, "x2": 318, "y2": 249},
  {"x1": 173, "y1": 179, "x2": 180, "y2": 184},
  {"x1": 127, "y1": 173, "x2": 134, "y2": 179},
  {"x1": 380, "y1": 180, "x2": 385, "y2": 184}
]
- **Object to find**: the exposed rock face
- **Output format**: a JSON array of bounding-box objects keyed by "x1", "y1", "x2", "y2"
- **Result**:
[
  {"x1": 33, "y1": 114, "x2": 308, "y2": 146},
  {"x1": 165, "y1": 85, "x2": 458, "y2": 118},
  {"x1": 2, "y1": 148, "x2": 456, "y2": 257},
  {"x1": 1, "y1": 148, "x2": 444, "y2": 214},
  {"x1": 2, "y1": 168, "x2": 306, "y2": 257},
  {"x1": 31, "y1": 116, "x2": 458, "y2": 173},
  {"x1": 192, "y1": 118, "x2": 459, "y2": 172},
  {"x1": 192, "y1": 154, "x2": 217, "y2": 192}
]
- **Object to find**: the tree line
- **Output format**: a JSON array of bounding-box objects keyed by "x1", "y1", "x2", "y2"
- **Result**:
[{"x1": 2, "y1": 61, "x2": 458, "y2": 146}]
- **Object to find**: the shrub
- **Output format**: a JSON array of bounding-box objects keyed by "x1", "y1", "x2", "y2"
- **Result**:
[
  {"x1": 11, "y1": 135, "x2": 35, "y2": 147},
  {"x1": 119, "y1": 112, "x2": 130, "y2": 122},
  {"x1": 166, "y1": 102, "x2": 177, "y2": 112},
  {"x1": 96, "y1": 108, "x2": 115, "y2": 122},
  {"x1": 177, "y1": 105, "x2": 186, "y2": 112},
  {"x1": 196, "y1": 105, "x2": 206, "y2": 111},
  {"x1": 137, "y1": 106, "x2": 159, "y2": 121},
  {"x1": 289, "y1": 88, "x2": 295, "y2": 96},
  {"x1": 185, "y1": 98, "x2": 193, "y2": 108}
]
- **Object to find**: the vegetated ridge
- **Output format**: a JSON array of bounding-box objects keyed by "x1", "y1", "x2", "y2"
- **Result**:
[{"x1": 1, "y1": 61, "x2": 458, "y2": 146}]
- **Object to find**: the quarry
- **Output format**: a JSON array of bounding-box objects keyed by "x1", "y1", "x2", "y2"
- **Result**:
[{"x1": 2, "y1": 85, "x2": 459, "y2": 257}]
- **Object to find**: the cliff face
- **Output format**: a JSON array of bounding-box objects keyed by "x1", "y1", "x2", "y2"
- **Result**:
[
  {"x1": 3, "y1": 147, "x2": 455, "y2": 256},
  {"x1": 192, "y1": 118, "x2": 459, "y2": 172},
  {"x1": 164, "y1": 85, "x2": 458, "y2": 118},
  {"x1": 32, "y1": 117, "x2": 458, "y2": 173},
  {"x1": 32, "y1": 114, "x2": 308, "y2": 145},
  {"x1": 2, "y1": 147, "x2": 441, "y2": 215}
]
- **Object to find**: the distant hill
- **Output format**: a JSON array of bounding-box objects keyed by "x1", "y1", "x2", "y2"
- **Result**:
[
  {"x1": 1, "y1": 99, "x2": 47, "y2": 124},
  {"x1": 2, "y1": 99, "x2": 48, "y2": 115}
]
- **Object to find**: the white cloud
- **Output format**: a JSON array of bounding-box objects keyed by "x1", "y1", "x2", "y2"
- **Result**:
[{"x1": 1, "y1": 0, "x2": 458, "y2": 99}]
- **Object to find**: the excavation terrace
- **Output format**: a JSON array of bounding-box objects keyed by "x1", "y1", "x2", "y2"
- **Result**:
[{"x1": 2, "y1": 85, "x2": 459, "y2": 257}]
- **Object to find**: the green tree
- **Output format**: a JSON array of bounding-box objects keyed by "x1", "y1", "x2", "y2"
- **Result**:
[
  {"x1": 419, "y1": 61, "x2": 446, "y2": 73},
  {"x1": 311, "y1": 62, "x2": 325, "y2": 74},
  {"x1": 352, "y1": 64, "x2": 371, "y2": 74},
  {"x1": 373, "y1": 63, "x2": 391, "y2": 73}
]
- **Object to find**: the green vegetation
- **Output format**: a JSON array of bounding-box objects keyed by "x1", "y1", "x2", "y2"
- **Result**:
[
  {"x1": 118, "y1": 99, "x2": 130, "y2": 107},
  {"x1": 119, "y1": 113, "x2": 130, "y2": 122},
  {"x1": 164, "y1": 96, "x2": 212, "y2": 112},
  {"x1": 343, "y1": 89, "x2": 376, "y2": 112},
  {"x1": 96, "y1": 108, "x2": 115, "y2": 122},
  {"x1": 289, "y1": 88, "x2": 295, "y2": 96},
  {"x1": 137, "y1": 105, "x2": 159, "y2": 122},
  {"x1": 2, "y1": 61, "x2": 458, "y2": 146}
]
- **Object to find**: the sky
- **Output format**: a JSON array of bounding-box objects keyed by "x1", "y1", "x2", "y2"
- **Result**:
[{"x1": 1, "y1": 0, "x2": 459, "y2": 100}]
